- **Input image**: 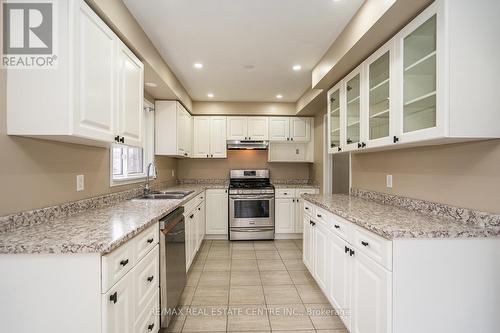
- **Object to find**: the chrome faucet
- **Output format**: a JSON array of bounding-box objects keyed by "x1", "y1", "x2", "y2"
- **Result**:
[{"x1": 144, "y1": 161, "x2": 156, "y2": 195}]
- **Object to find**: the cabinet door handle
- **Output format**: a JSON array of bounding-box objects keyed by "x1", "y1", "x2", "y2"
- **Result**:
[
  {"x1": 347, "y1": 139, "x2": 353, "y2": 144},
  {"x1": 148, "y1": 323, "x2": 155, "y2": 331},
  {"x1": 114, "y1": 135, "x2": 120, "y2": 142},
  {"x1": 344, "y1": 246, "x2": 349, "y2": 254},
  {"x1": 393, "y1": 136, "x2": 400, "y2": 143},
  {"x1": 147, "y1": 238, "x2": 154, "y2": 244},
  {"x1": 119, "y1": 137, "x2": 124, "y2": 143},
  {"x1": 317, "y1": 214, "x2": 322, "y2": 218},
  {"x1": 349, "y1": 249, "x2": 355, "y2": 256},
  {"x1": 305, "y1": 207, "x2": 309, "y2": 210},
  {"x1": 147, "y1": 275, "x2": 154, "y2": 283},
  {"x1": 361, "y1": 241, "x2": 369, "y2": 247},
  {"x1": 120, "y1": 259, "x2": 129, "y2": 267},
  {"x1": 334, "y1": 225, "x2": 340, "y2": 229},
  {"x1": 361, "y1": 142, "x2": 366, "y2": 148},
  {"x1": 109, "y1": 292, "x2": 118, "y2": 304},
  {"x1": 358, "y1": 143, "x2": 362, "y2": 149},
  {"x1": 311, "y1": 221, "x2": 316, "y2": 226}
]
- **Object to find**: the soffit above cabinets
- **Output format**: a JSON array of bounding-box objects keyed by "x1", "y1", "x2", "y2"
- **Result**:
[{"x1": 122, "y1": 0, "x2": 364, "y2": 103}]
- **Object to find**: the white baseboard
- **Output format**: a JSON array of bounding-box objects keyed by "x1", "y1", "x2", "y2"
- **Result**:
[{"x1": 274, "y1": 233, "x2": 303, "y2": 240}]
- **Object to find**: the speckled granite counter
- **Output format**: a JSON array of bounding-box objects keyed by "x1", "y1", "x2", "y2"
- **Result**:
[
  {"x1": 0, "y1": 184, "x2": 227, "y2": 255},
  {"x1": 302, "y1": 194, "x2": 500, "y2": 240},
  {"x1": 273, "y1": 184, "x2": 320, "y2": 189}
]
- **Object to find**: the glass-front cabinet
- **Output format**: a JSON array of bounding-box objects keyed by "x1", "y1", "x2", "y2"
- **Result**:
[
  {"x1": 343, "y1": 68, "x2": 363, "y2": 151},
  {"x1": 397, "y1": 6, "x2": 442, "y2": 143},
  {"x1": 364, "y1": 41, "x2": 395, "y2": 148},
  {"x1": 327, "y1": 84, "x2": 342, "y2": 153}
]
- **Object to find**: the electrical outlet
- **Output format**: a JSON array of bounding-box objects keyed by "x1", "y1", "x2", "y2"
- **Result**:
[
  {"x1": 77, "y1": 175, "x2": 84, "y2": 192},
  {"x1": 386, "y1": 175, "x2": 393, "y2": 188},
  {"x1": 171, "y1": 169, "x2": 175, "y2": 177}
]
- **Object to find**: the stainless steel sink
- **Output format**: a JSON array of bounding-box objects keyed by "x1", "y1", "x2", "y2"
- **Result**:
[{"x1": 135, "y1": 190, "x2": 194, "y2": 200}]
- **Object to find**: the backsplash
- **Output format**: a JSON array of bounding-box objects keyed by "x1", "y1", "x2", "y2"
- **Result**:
[{"x1": 351, "y1": 188, "x2": 500, "y2": 228}]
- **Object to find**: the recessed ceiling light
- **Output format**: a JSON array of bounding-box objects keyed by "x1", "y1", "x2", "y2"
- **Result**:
[
  {"x1": 194, "y1": 63, "x2": 203, "y2": 69},
  {"x1": 292, "y1": 65, "x2": 302, "y2": 71},
  {"x1": 276, "y1": 94, "x2": 283, "y2": 99},
  {"x1": 207, "y1": 93, "x2": 214, "y2": 98},
  {"x1": 145, "y1": 82, "x2": 157, "y2": 88}
]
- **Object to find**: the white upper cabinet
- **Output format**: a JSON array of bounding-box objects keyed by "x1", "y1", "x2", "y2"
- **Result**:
[
  {"x1": 364, "y1": 41, "x2": 395, "y2": 149},
  {"x1": 193, "y1": 116, "x2": 227, "y2": 158},
  {"x1": 327, "y1": 0, "x2": 500, "y2": 153},
  {"x1": 227, "y1": 116, "x2": 268, "y2": 140},
  {"x1": 193, "y1": 117, "x2": 211, "y2": 158},
  {"x1": 269, "y1": 117, "x2": 290, "y2": 141},
  {"x1": 155, "y1": 101, "x2": 192, "y2": 158},
  {"x1": 6, "y1": 0, "x2": 144, "y2": 148},
  {"x1": 343, "y1": 66, "x2": 364, "y2": 152},
  {"x1": 116, "y1": 41, "x2": 144, "y2": 148},
  {"x1": 210, "y1": 116, "x2": 227, "y2": 158},
  {"x1": 227, "y1": 117, "x2": 248, "y2": 140},
  {"x1": 290, "y1": 117, "x2": 311, "y2": 142},
  {"x1": 247, "y1": 117, "x2": 269, "y2": 140},
  {"x1": 269, "y1": 117, "x2": 311, "y2": 142}
]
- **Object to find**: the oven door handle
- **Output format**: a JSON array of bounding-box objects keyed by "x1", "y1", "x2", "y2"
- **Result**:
[
  {"x1": 231, "y1": 227, "x2": 275, "y2": 232},
  {"x1": 230, "y1": 195, "x2": 275, "y2": 200}
]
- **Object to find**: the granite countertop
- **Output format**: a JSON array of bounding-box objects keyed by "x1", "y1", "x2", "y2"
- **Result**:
[
  {"x1": 273, "y1": 184, "x2": 320, "y2": 189},
  {"x1": 0, "y1": 185, "x2": 224, "y2": 255},
  {"x1": 302, "y1": 194, "x2": 500, "y2": 240}
]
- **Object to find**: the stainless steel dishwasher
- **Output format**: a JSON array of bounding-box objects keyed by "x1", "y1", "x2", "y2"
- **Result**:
[{"x1": 159, "y1": 207, "x2": 186, "y2": 329}]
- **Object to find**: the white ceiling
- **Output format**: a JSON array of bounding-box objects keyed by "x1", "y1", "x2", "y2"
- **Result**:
[{"x1": 123, "y1": 0, "x2": 364, "y2": 102}]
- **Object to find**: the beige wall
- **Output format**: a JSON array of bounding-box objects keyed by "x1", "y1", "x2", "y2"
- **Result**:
[
  {"x1": 0, "y1": 69, "x2": 177, "y2": 216},
  {"x1": 309, "y1": 109, "x2": 326, "y2": 189},
  {"x1": 193, "y1": 101, "x2": 296, "y2": 116},
  {"x1": 351, "y1": 140, "x2": 500, "y2": 214},
  {"x1": 178, "y1": 150, "x2": 309, "y2": 180}
]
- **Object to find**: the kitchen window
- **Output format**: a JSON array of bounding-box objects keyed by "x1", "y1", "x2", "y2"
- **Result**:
[{"x1": 110, "y1": 99, "x2": 155, "y2": 186}]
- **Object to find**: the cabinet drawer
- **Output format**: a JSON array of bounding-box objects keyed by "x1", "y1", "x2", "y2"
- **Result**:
[
  {"x1": 296, "y1": 188, "x2": 319, "y2": 196},
  {"x1": 134, "y1": 245, "x2": 159, "y2": 319},
  {"x1": 314, "y1": 206, "x2": 332, "y2": 226},
  {"x1": 352, "y1": 225, "x2": 393, "y2": 270},
  {"x1": 135, "y1": 289, "x2": 160, "y2": 333},
  {"x1": 330, "y1": 214, "x2": 351, "y2": 242},
  {"x1": 276, "y1": 188, "x2": 296, "y2": 198},
  {"x1": 303, "y1": 201, "x2": 314, "y2": 216},
  {"x1": 102, "y1": 241, "x2": 135, "y2": 293},
  {"x1": 134, "y1": 223, "x2": 159, "y2": 262}
]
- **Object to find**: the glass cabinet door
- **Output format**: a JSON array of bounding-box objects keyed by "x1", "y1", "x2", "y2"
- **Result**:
[
  {"x1": 402, "y1": 14, "x2": 437, "y2": 134},
  {"x1": 368, "y1": 51, "x2": 390, "y2": 142},
  {"x1": 328, "y1": 88, "x2": 341, "y2": 151},
  {"x1": 345, "y1": 73, "x2": 361, "y2": 147}
]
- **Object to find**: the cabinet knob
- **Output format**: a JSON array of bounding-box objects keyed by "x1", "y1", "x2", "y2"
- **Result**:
[
  {"x1": 349, "y1": 249, "x2": 355, "y2": 256},
  {"x1": 358, "y1": 143, "x2": 362, "y2": 148},
  {"x1": 184, "y1": 153, "x2": 188, "y2": 156},
  {"x1": 119, "y1": 137, "x2": 124, "y2": 143},
  {"x1": 207, "y1": 154, "x2": 209, "y2": 157},
  {"x1": 361, "y1": 142, "x2": 366, "y2": 148},
  {"x1": 317, "y1": 214, "x2": 322, "y2": 218},
  {"x1": 361, "y1": 241, "x2": 369, "y2": 247},
  {"x1": 148, "y1": 323, "x2": 155, "y2": 331},
  {"x1": 338, "y1": 147, "x2": 342, "y2": 152},
  {"x1": 109, "y1": 292, "x2": 118, "y2": 304},
  {"x1": 347, "y1": 139, "x2": 353, "y2": 144},
  {"x1": 147, "y1": 238, "x2": 154, "y2": 244},
  {"x1": 331, "y1": 143, "x2": 335, "y2": 148},
  {"x1": 344, "y1": 246, "x2": 349, "y2": 254},
  {"x1": 334, "y1": 225, "x2": 340, "y2": 229},
  {"x1": 147, "y1": 275, "x2": 154, "y2": 283},
  {"x1": 287, "y1": 137, "x2": 290, "y2": 141},
  {"x1": 211, "y1": 154, "x2": 213, "y2": 158},
  {"x1": 198, "y1": 207, "x2": 201, "y2": 211},
  {"x1": 120, "y1": 259, "x2": 129, "y2": 267},
  {"x1": 393, "y1": 136, "x2": 399, "y2": 143},
  {"x1": 311, "y1": 221, "x2": 316, "y2": 226},
  {"x1": 114, "y1": 135, "x2": 120, "y2": 142},
  {"x1": 305, "y1": 207, "x2": 309, "y2": 210},
  {"x1": 291, "y1": 138, "x2": 294, "y2": 141},
  {"x1": 189, "y1": 214, "x2": 194, "y2": 219}
]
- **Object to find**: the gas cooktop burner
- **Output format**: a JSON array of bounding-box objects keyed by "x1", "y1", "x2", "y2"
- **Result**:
[{"x1": 228, "y1": 169, "x2": 275, "y2": 195}]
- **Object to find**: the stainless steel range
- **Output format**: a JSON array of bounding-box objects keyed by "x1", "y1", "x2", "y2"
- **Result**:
[{"x1": 229, "y1": 170, "x2": 275, "y2": 240}]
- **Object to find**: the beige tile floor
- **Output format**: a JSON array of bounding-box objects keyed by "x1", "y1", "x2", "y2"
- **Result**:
[{"x1": 162, "y1": 240, "x2": 348, "y2": 333}]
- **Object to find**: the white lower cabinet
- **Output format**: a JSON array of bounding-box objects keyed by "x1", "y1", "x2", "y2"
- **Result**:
[
  {"x1": 350, "y1": 250, "x2": 391, "y2": 333},
  {"x1": 205, "y1": 189, "x2": 229, "y2": 236},
  {"x1": 184, "y1": 192, "x2": 206, "y2": 271},
  {"x1": 303, "y1": 203, "x2": 391, "y2": 333},
  {"x1": 102, "y1": 226, "x2": 160, "y2": 333},
  {"x1": 275, "y1": 188, "x2": 319, "y2": 237}
]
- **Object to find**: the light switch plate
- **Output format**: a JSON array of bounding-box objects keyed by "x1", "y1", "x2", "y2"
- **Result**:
[
  {"x1": 386, "y1": 175, "x2": 393, "y2": 188},
  {"x1": 77, "y1": 175, "x2": 84, "y2": 192}
]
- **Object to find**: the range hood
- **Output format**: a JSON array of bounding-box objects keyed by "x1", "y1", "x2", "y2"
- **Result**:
[{"x1": 227, "y1": 140, "x2": 269, "y2": 150}]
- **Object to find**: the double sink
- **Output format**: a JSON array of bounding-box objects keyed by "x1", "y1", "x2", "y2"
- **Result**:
[{"x1": 135, "y1": 189, "x2": 194, "y2": 200}]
